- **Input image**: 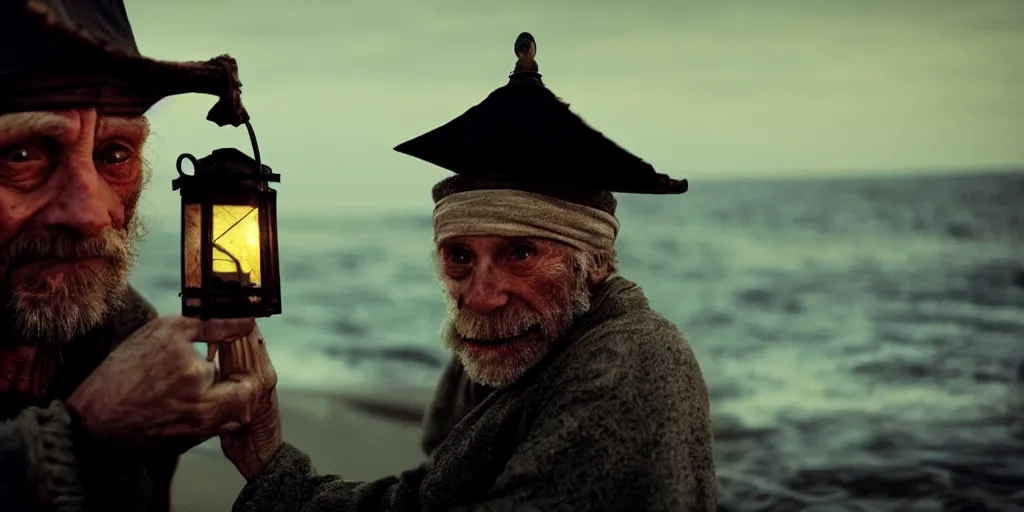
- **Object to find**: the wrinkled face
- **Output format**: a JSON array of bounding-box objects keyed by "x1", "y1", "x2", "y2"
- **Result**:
[
  {"x1": 0, "y1": 108, "x2": 147, "y2": 343},
  {"x1": 436, "y1": 236, "x2": 592, "y2": 387}
]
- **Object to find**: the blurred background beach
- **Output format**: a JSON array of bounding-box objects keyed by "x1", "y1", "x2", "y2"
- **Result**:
[{"x1": 123, "y1": 1, "x2": 1024, "y2": 510}]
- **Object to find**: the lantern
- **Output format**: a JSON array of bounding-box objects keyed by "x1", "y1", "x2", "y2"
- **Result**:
[{"x1": 172, "y1": 122, "x2": 282, "y2": 319}]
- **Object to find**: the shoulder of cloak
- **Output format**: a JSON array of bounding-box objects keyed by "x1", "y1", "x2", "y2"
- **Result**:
[
  {"x1": 36, "y1": 286, "x2": 159, "y2": 403},
  {"x1": 538, "y1": 277, "x2": 708, "y2": 416},
  {"x1": 106, "y1": 285, "x2": 159, "y2": 349}
]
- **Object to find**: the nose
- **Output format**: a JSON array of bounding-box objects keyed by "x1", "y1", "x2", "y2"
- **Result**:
[
  {"x1": 461, "y1": 264, "x2": 510, "y2": 315},
  {"x1": 39, "y1": 156, "x2": 113, "y2": 239}
]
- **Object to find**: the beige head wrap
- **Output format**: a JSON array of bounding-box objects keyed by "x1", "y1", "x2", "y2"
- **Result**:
[{"x1": 432, "y1": 189, "x2": 619, "y2": 253}]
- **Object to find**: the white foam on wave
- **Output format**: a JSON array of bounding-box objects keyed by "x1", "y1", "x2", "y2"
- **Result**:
[{"x1": 264, "y1": 343, "x2": 380, "y2": 391}]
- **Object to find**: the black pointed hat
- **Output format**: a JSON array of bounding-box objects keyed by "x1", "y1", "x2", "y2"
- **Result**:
[
  {"x1": 394, "y1": 32, "x2": 687, "y2": 213},
  {"x1": 0, "y1": 0, "x2": 248, "y2": 126}
]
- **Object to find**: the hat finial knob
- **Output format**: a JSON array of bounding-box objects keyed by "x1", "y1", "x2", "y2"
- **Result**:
[{"x1": 510, "y1": 32, "x2": 541, "y2": 82}]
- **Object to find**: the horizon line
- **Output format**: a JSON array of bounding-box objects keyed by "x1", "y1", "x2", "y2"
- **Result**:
[{"x1": 665, "y1": 165, "x2": 1023, "y2": 182}]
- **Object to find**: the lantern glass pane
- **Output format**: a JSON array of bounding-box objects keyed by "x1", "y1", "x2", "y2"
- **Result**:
[
  {"x1": 183, "y1": 203, "x2": 202, "y2": 288},
  {"x1": 211, "y1": 205, "x2": 262, "y2": 288}
]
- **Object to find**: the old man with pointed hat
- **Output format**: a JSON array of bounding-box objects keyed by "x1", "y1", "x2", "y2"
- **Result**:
[
  {"x1": 219, "y1": 32, "x2": 717, "y2": 512},
  {"x1": 0, "y1": 1, "x2": 266, "y2": 511}
]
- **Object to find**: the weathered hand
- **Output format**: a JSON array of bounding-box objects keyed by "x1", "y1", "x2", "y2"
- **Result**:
[
  {"x1": 216, "y1": 324, "x2": 283, "y2": 481},
  {"x1": 66, "y1": 315, "x2": 260, "y2": 447}
]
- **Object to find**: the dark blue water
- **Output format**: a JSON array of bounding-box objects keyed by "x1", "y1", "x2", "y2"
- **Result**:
[{"x1": 134, "y1": 171, "x2": 1024, "y2": 511}]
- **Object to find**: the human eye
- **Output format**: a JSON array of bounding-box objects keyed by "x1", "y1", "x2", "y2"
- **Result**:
[
  {"x1": 446, "y1": 246, "x2": 473, "y2": 265},
  {"x1": 509, "y1": 243, "x2": 536, "y2": 261},
  {"x1": 94, "y1": 140, "x2": 140, "y2": 183},
  {"x1": 0, "y1": 139, "x2": 54, "y2": 189}
]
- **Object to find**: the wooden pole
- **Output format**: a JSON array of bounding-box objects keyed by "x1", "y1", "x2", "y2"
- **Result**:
[{"x1": 216, "y1": 325, "x2": 282, "y2": 480}]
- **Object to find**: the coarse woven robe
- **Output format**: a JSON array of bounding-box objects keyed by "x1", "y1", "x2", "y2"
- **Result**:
[{"x1": 233, "y1": 276, "x2": 717, "y2": 512}]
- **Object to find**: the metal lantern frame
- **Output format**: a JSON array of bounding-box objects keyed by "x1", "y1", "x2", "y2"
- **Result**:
[{"x1": 171, "y1": 121, "x2": 282, "y2": 319}]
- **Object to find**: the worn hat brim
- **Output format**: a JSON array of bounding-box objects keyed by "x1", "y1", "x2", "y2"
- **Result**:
[
  {"x1": 394, "y1": 31, "x2": 688, "y2": 197},
  {"x1": 0, "y1": 0, "x2": 248, "y2": 126}
]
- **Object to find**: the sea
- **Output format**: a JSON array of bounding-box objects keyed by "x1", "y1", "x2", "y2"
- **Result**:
[{"x1": 132, "y1": 171, "x2": 1024, "y2": 512}]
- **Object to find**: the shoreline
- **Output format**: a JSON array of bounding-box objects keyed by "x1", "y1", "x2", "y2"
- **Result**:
[{"x1": 171, "y1": 388, "x2": 430, "y2": 512}]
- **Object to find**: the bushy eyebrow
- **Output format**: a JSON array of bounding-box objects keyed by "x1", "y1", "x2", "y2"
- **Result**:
[
  {"x1": 0, "y1": 113, "x2": 151, "y2": 146},
  {"x1": 97, "y1": 116, "x2": 150, "y2": 144},
  {"x1": 0, "y1": 111, "x2": 73, "y2": 142}
]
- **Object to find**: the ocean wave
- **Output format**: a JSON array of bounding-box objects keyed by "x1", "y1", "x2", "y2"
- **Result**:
[{"x1": 131, "y1": 172, "x2": 1024, "y2": 511}]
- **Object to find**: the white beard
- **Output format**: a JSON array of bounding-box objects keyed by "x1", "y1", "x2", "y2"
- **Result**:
[{"x1": 1, "y1": 224, "x2": 139, "y2": 344}]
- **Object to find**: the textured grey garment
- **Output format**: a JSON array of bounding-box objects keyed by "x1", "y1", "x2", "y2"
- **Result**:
[
  {"x1": 10, "y1": 401, "x2": 84, "y2": 512},
  {"x1": 0, "y1": 411, "x2": 38, "y2": 511},
  {"x1": 0, "y1": 286, "x2": 173, "y2": 512},
  {"x1": 419, "y1": 354, "x2": 495, "y2": 459},
  {"x1": 0, "y1": 401, "x2": 85, "y2": 512},
  {"x1": 233, "y1": 276, "x2": 718, "y2": 512}
]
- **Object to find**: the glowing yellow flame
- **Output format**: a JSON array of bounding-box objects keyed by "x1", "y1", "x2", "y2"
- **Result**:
[{"x1": 211, "y1": 205, "x2": 262, "y2": 286}]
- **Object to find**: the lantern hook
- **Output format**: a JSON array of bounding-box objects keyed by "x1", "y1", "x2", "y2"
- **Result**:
[{"x1": 245, "y1": 121, "x2": 262, "y2": 171}]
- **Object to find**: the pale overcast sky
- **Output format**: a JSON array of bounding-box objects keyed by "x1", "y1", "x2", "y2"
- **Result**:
[{"x1": 124, "y1": 0, "x2": 1024, "y2": 221}]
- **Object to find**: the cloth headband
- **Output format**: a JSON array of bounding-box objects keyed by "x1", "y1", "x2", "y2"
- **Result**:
[{"x1": 432, "y1": 189, "x2": 619, "y2": 253}]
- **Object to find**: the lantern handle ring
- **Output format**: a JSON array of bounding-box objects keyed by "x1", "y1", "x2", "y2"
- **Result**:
[{"x1": 176, "y1": 153, "x2": 198, "y2": 177}]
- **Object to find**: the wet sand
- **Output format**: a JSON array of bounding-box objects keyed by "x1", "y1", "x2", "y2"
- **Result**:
[{"x1": 171, "y1": 388, "x2": 432, "y2": 512}]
